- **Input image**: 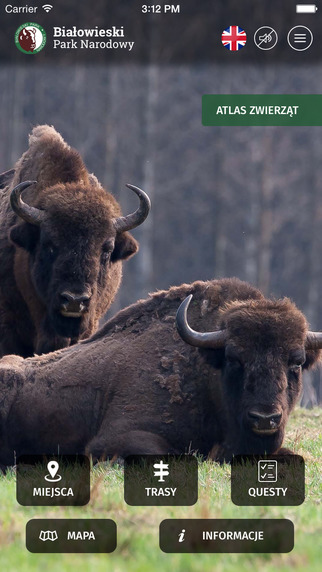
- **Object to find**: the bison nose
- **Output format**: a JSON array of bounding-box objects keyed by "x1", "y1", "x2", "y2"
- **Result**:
[
  {"x1": 59, "y1": 291, "x2": 91, "y2": 317},
  {"x1": 61, "y1": 291, "x2": 91, "y2": 304},
  {"x1": 247, "y1": 410, "x2": 282, "y2": 435}
]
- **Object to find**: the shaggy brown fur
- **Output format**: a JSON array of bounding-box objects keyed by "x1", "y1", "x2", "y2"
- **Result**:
[
  {"x1": 0, "y1": 125, "x2": 144, "y2": 357},
  {"x1": 0, "y1": 278, "x2": 319, "y2": 468}
]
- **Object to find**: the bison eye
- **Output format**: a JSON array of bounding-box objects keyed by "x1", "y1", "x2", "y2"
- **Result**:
[
  {"x1": 225, "y1": 347, "x2": 243, "y2": 369},
  {"x1": 101, "y1": 251, "x2": 111, "y2": 264},
  {"x1": 101, "y1": 240, "x2": 114, "y2": 264},
  {"x1": 226, "y1": 356, "x2": 243, "y2": 369},
  {"x1": 43, "y1": 241, "x2": 57, "y2": 258},
  {"x1": 288, "y1": 353, "x2": 305, "y2": 371}
]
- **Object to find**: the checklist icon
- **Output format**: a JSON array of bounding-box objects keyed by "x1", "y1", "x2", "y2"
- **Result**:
[{"x1": 258, "y1": 460, "x2": 277, "y2": 482}]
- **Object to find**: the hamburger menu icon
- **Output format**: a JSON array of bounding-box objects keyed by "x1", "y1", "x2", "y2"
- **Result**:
[{"x1": 15, "y1": 22, "x2": 46, "y2": 54}]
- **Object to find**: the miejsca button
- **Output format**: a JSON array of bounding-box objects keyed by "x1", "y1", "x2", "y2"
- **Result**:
[{"x1": 16, "y1": 454, "x2": 90, "y2": 506}]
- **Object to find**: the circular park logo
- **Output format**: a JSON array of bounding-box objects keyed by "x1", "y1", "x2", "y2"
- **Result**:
[{"x1": 15, "y1": 23, "x2": 46, "y2": 54}]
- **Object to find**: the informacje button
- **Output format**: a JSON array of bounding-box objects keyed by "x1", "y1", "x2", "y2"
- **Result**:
[{"x1": 160, "y1": 519, "x2": 294, "y2": 553}]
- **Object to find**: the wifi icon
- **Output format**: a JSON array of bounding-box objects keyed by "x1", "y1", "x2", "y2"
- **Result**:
[{"x1": 42, "y1": 4, "x2": 53, "y2": 12}]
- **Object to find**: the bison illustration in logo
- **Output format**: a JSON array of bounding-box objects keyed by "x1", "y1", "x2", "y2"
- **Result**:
[
  {"x1": 15, "y1": 23, "x2": 47, "y2": 54},
  {"x1": 18, "y1": 27, "x2": 37, "y2": 52}
]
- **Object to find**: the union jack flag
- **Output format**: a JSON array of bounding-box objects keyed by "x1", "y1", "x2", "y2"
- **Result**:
[{"x1": 221, "y1": 26, "x2": 247, "y2": 51}]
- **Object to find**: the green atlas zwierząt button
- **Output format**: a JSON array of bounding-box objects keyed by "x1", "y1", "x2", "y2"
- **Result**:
[{"x1": 202, "y1": 95, "x2": 322, "y2": 126}]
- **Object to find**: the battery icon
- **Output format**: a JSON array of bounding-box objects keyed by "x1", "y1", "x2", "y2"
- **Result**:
[{"x1": 296, "y1": 4, "x2": 318, "y2": 12}]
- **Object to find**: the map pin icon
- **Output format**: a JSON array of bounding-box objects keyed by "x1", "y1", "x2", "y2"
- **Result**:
[{"x1": 47, "y1": 461, "x2": 59, "y2": 479}]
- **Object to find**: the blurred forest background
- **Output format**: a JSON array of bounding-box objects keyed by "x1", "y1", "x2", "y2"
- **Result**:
[{"x1": 0, "y1": 2, "x2": 322, "y2": 405}]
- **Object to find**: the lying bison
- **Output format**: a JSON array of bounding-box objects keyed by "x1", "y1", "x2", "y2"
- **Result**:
[
  {"x1": 0, "y1": 125, "x2": 150, "y2": 357},
  {"x1": 0, "y1": 278, "x2": 321, "y2": 468}
]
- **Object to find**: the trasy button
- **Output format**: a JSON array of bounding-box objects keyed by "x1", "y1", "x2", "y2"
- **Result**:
[
  {"x1": 26, "y1": 519, "x2": 116, "y2": 553},
  {"x1": 16, "y1": 455, "x2": 90, "y2": 506},
  {"x1": 231, "y1": 454, "x2": 305, "y2": 506},
  {"x1": 124, "y1": 455, "x2": 198, "y2": 506}
]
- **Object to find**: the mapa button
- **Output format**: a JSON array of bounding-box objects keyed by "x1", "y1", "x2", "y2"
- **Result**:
[{"x1": 26, "y1": 519, "x2": 116, "y2": 553}]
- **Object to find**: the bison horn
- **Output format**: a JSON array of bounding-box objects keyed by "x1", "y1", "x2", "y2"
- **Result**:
[
  {"x1": 305, "y1": 332, "x2": 322, "y2": 350},
  {"x1": 113, "y1": 184, "x2": 151, "y2": 233},
  {"x1": 10, "y1": 181, "x2": 45, "y2": 226},
  {"x1": 176, "y1": 295, "x2": 227, "y2": 349}
]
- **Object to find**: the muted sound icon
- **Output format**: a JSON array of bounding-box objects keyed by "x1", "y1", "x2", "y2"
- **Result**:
[{"x1": 254, "y1": 27, "x2": 278, "y2": 50}]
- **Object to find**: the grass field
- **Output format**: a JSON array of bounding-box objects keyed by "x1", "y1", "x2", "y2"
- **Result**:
[{"x1": 0, "y1": 407, "x2": 321, "y2": 572}]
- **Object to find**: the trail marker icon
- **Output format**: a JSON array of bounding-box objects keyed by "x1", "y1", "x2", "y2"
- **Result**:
[{"x1": 153, "y1": 460, "x2": 169, "y2": 482}]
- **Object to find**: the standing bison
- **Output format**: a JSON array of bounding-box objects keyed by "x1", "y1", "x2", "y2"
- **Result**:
[
  {"x1": 0, "y1": 278, "x2": 321, "y2": 468},
  {"x1": 0, "y1": 125, "x2": 150, "y2": 357}
]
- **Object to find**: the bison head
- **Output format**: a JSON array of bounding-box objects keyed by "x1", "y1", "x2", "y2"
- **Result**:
[
  {"x1": 9, "y1": 180, "x2": 150, "y2": 349},
  {"x1": 177, "y1": 295, "x2": 322, "y2": 457},
  {"x1": 19, "y1": 28, "x2": 36, "y2": 52}
]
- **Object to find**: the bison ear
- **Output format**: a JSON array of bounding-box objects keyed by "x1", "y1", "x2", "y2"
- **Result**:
[
  {"x1": 111, "y1": 231, "x2": 139, "y2": 262},
  {"x1": 303, "y1": 348, "x2": 321, "y2": 370},
  {"x1": 9, "y1": 223, "x2": 39, "y2": 252}
]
